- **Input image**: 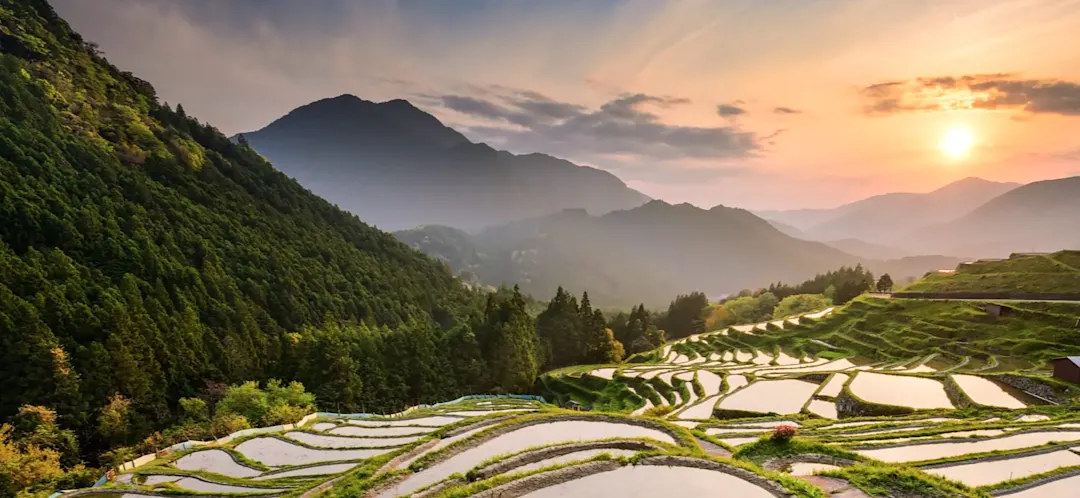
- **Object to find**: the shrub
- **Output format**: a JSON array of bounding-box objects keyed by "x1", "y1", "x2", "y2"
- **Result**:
[
  {"x1": 210, "y1": 413, "x2": 250, "y2": 436},
  {"x1": 643, "y1": 405, "x2": 674, "y2": 418},
  {"x1": 771, "y1": 424, "x2": 798, "y2": 442},
  {"x1": 264, "y1": 404, "x2": 307, "y2": 426},
  {"x1": 178, "y1": 398, "x2": 209, "y2": 421}
]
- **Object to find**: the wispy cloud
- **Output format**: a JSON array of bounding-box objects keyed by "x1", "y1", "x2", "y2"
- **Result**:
[
  {"x1": 716, "y1": 103, "x2": 747, "y2": 117},
  {"x1": 434, "y1": 87, "x2": 761, "y2": 161},
  {"x1": 862, "y1": 74, "x2": 1080, "y2": 116},
  {"x1": 773, "y1": 106, "x2": 802, "y2": 114}
]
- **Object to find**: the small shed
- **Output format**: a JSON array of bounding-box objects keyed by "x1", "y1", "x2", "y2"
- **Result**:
[
  {"x1": 981, "y1": 303, "x2": 1013, "y2": 317},
  {"x1": 565, "y1": 400, "x2": 582, "y2": 411},
  {"x1": 1051, "y1": 357, "x2": 1080, "y2": 384}
]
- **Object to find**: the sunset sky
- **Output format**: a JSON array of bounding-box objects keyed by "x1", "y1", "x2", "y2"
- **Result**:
[{"x1": 53, "y1": 0, "x2": 1080, "y2": 210}]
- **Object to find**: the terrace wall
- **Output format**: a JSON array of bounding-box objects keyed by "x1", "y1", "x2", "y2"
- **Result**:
[{"x1": 890, "y1": 292, "x2": 1080, "y2": 301}]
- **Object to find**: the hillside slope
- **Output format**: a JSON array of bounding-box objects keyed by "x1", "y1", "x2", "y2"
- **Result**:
[
  {"x1": 0, "y1": 0, "x2": 484, "y2": 447},
  {"x1": 900, "y1": 251, "x2": 1080, "y2": 295},
  {"x1": 239, "y1": 95, "x2": 650, "y2": 231},
  {"x1": 907, "y1": 176, "x2": 1080, "y2": 257}
]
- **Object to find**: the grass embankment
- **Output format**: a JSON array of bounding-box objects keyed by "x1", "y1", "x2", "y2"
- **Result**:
[
  {"x1": 824, "y1": 465, "x2": 990, "y2": 498},
  {"x1": 732, "y1": 437, "x2": 864, "y2": 466},
  {"x1": 901, "y1": 251, "x2": 1080, "y2": 294},
  {"x1": 716, "y1": 297, "x2": 1080, "y2": 375}
]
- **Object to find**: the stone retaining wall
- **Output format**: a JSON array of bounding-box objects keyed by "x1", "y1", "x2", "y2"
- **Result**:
[
  {"x1": 762, "y1": 454, "x2": 859, "y2": 472},
  {"x1": 990, "y1": 375, "x2": 1066, "y2": 404},
  {"x1": 941, "y1": 374, "x2": 976, "y2": 409}
]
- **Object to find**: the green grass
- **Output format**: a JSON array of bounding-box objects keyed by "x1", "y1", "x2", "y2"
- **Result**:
[
  {"x1": 714, "y1": 297, "x2": 1080, "y2": 377},
  {"x1": 901, "y1": 251, "x2": 1080, "y2": 294},
  {"x1": 824, "y1": 464, "x2": 990, "y2": 498},
  {"x1": 732, "y1": 437, "x2": 865, "y2": 466}
]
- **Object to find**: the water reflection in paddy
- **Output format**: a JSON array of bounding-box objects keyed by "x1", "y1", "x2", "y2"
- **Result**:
[
  {"x1": 926, "y1": 449, "x2": 1080, "y2": 487},
  {"x1": 951, "y1": 375, "x2": 1027, "y2": 409},
  {"x1": 808, "y1": 399, "x2": 838, "y2": 419},
  {"x1": 817, "y1": 374, "x2": 848, "y2": 398},
  {"x1": 849, "y1": 372, "x2": 953, "y2": 410},
  {"x1": 788, "y1": 462, "x2": 840, "y2": 475},
  {"x1": 521, "y1": 465, "x2": 778, "y2": 498},
  {"x1": 717, "y1": 379, "x2": 819, "y2": 414}
]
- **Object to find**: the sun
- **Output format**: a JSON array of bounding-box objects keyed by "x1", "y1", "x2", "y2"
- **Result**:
[{"x1": 940, "y1": 128, "x2": 974, "y2": 159}]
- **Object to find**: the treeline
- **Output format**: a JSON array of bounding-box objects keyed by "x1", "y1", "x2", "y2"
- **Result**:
[{"x1": 757, "y1": 264, "x2": 877, "y2": 304}]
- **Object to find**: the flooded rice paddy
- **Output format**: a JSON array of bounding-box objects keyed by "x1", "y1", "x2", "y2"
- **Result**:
[
  {"x1": 848, "y1": 372, "x2": 953, "y2": 410},
  {"x1": 173, "y1": 449, "x2": 261, "y2": 477},
  {"x1": 235, "y1": 437, "x2": 392, "y2": 466},
  {"x1": 717, "y1": 379, "x2": 819, "y2": 414},
  {"x1": 952, "y1": 375, "x2": 1027, "y2": 409},
  {"x1": 925, "y1": 448, "x2": 1080, "y2": 487},
  {"x1": 376, "y1": 420, "x2": 676, "y2": 497},
  {"x1": 816, "y1": 374, "x2": 849, "y2": 397}
]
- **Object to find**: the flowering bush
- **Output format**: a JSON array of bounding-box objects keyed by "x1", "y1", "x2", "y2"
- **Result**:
[{"x1": 771, "y1": 424, "x2": 798, "y2": 442}]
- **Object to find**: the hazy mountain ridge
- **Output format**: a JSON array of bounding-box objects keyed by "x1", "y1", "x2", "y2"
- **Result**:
[
  {"x1": 757, "y1": 177, "x2": 1021, "y2": 247},
  {"x1": 396, "y1": 201, "x2": 962, "y2": 307},
  {"x1": 239, "y1": 95, "x2": 651, "y2": 230},
  {"x1": 906, "y1": 176, "x2": 1080, "y2": 257}
]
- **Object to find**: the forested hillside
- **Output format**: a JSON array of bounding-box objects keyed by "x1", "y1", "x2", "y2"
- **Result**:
[{"x1": 0, "y1": 0, "x2": 546, "y2": 481}]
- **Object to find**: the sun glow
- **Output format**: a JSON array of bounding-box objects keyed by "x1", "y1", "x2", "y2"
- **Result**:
[{"x1": 940, "y1": 128, "x2": 974, "y2": 159}]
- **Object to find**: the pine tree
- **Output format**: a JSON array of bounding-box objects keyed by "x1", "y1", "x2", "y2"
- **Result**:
[{"x1": 482, "y1": 287, "x2": 539, "y2": 393}]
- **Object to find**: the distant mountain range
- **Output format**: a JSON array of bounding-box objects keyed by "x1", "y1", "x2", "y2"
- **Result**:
[
  {"x1": 238, "y1": 95, "x2": 650, "y2": 230},
  {"x1": 908, "y1": 176, "x2": 1080, "y2": 257},
  {"x1": 396, "y1": 201, "x2": 962, "y2": 307},
  {"x1": 757, "y1": 177, "x2": 1020, "y2": 246},
  {"x1": 760, "y1": 175, "x2": 1080, "y2": 258},
  {"x1": 240, "y1": 95, "x2": 1075, "y2": 291}
]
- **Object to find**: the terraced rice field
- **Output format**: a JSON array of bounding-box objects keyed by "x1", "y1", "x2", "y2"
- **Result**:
[
  {"x1": 72, "y1": 302, "x2": 1080, "y2": 498},
  {"x1": 848, "y1": 372, "x2": 954, "y2": 410},
  {"x1": 531, "y1": 304, "x2": 1080, "y2": 497},
  {"x1": 72, "y1": 390, "x2": 1080, "y2": 498}
]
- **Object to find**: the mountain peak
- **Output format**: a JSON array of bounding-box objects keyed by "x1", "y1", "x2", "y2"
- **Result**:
[
  {"x1": 932, "y1": 176, "x2": 1019, "y2": 194},
  {"x1": 240, "y1": 95, "x2": 650, "y2": 230}
]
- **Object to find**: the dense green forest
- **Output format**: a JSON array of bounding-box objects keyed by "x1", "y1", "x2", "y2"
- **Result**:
[{"x1": 0, "y1": 1, "x2": 557, "y2": 492}]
